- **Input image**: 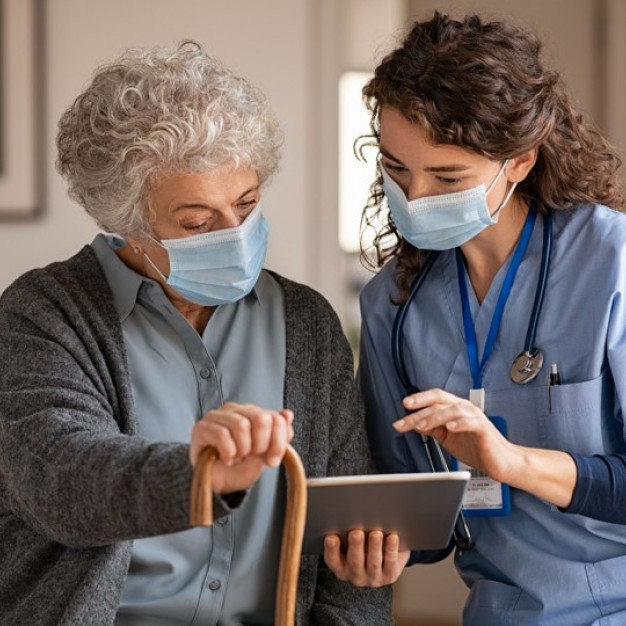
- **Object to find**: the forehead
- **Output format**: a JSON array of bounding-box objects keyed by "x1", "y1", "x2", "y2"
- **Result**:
[
  {"x1": 379, "y1": 106, "x2": 483, "y2": 166},
  {"x1": 149, "y1": 166, "x2": 259, "y2": 206}
]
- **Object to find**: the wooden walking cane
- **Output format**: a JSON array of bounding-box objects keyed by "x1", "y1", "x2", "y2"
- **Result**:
[{"x1": 190, "y1": 444, "x2": 307, "y2": 626}]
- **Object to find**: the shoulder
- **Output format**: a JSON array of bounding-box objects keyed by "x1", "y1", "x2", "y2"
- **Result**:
[
  {"x1": 553, "y1": 204, "x2": 626, "y2": 252},
  {"x1": 2, "y1": 246, "x2": 103, "y2": 299},
  {"x1": 359, "y1": 260, "x2": 400, "y2": 324},
  {"x1": 0, "y1": 245, "x2": 114, "y2": 326},
  {"x1": 551, "y1": 204, "x2": 626, "y2": 296}
]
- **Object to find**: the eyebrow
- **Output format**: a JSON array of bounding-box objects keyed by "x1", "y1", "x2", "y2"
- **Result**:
[
  {"x1": 424, "y1": 164, "x2": 471, "y2": 173},
  {"x1": 379, "y1": 147, "x2": 471, "y2": 173},
  {"x1": 171, "y1": 185, "x2": 259, "y2": 212},
  {"x1": 235, "y1": 185, "x2": 260, "y2": 199}
]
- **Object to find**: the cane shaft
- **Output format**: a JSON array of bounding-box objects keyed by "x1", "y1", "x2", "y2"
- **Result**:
[{"x1": 190, "y1": 444, "x2": 307, "y2": 626}]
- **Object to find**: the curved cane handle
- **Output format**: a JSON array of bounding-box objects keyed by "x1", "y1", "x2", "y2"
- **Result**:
[{"x1": 190, "y1": 444, "x2": 307, "y2": 626}]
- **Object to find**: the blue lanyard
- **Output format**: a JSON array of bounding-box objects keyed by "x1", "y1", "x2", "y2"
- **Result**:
[{"x1": 456, "y1": 208, "x2": 537, "y2": 389}]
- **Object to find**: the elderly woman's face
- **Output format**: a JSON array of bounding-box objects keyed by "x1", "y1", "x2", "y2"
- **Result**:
[
  {"x1": 147, "y1": 165, "x2": 260, "y2": 239},
  {"x1": 124, "y1": 165, "x2": 261, "y2": 296}
]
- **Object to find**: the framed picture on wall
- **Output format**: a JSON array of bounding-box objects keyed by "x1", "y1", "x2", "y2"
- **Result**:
[{"x1": 0, "y1": 0, "x2": 44, "y2": 221}]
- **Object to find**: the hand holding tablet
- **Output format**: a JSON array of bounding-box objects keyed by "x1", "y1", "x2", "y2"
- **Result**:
[{"x1": 302, "y1": 471, "x2": 470, "y2": 554}]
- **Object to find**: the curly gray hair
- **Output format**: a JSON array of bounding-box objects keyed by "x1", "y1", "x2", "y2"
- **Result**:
[{"x1": 56, "y1": 40, "x2": 283, "y2": 236}]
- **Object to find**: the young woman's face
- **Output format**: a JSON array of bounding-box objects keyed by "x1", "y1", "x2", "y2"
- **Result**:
[{"x1": 378, "y1": 106, "x2": 511, "y2": 213}]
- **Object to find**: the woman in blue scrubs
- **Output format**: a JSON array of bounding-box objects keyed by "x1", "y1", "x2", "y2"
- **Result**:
[{"x1": 357, "y1": 11, "x2": 626, "y2": 625}]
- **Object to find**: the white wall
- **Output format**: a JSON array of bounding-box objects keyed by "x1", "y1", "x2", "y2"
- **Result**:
[{"x1": 0, "y1": 0, "x2": 315, "y2": 295}]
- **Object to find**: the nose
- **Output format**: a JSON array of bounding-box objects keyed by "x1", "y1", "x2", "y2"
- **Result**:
[
  {"x1": 219, "y1": 209, "x2": 243, "y2": 229},
  {"x1": 405, "y1": 176, "x2": 431, "y2": 202}
]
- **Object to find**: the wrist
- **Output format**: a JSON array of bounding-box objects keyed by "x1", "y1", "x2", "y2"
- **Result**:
[
  {"x1": 495, "y1": 444, "x2": 577, "y2": 508},
  {"x1": 492, "y1": 439, "x2": 526, "y2": 486}
]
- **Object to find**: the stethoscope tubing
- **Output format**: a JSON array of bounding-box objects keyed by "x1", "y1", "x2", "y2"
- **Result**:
[
  {"x1": 391, "y1": 252, "x2": 438, "y2": 393},
  {"x1": 524, "y1": 209, "x2": 552, "y2": 352}
]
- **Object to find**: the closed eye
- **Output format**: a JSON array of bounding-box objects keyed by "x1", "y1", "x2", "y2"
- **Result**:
[
  {"x1": 436, "y1": 176, "x2": 464, "y2": 185},
  {"x1": 237, "y1": 199, "x2": 258, "y2": 211},
  {"x1": 381, "y1": 160, "x2": 407, "y2": 174},
  {"x1": 183, "y1": 221, "x2": 211, "y2": 232}
]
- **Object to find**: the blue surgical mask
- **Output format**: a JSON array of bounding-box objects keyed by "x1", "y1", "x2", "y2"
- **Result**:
[
  {"x1": 144, "y1": 203, "x2": 269, "y2": 306},
  {"x1": 381, "y1": 160, "x2": 516, "y2": 250}
]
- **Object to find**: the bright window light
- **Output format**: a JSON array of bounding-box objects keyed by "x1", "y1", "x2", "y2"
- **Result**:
[{"x1": 338, "y1": 71, "x2": 378, "y2": 253}]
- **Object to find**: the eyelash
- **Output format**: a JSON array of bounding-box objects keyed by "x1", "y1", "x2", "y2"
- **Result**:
[
  {"x1": 382, "y1": 162, "x2": 464, "y2": 186},
  {"x1": 184, "y1": 222, "x2": 209, "y2": 232},
  {"x1": 238, "y1": 200, "x2": 257, "y2": 212},
  {"x1": 182, "y1": 200, "x2": 257, "y2": 232},
  {"x1": 382, "y1": 162, "x2": 406, "y2": 174},
  {"x1": 436, "y1": 176, "x2": 463, "y2": 185}
]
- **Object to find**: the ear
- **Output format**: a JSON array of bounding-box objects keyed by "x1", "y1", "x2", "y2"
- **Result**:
[
  {"x1": 125, "y1": 236, "x2": 144, "y2": 256},
  {"x1": 506, "y1": 148, "x2": 538, "y2": 183}
]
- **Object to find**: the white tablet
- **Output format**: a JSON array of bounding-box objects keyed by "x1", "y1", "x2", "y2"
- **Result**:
[{"x1": 302, "y1": 471, "x2": 470, "y2": 554}]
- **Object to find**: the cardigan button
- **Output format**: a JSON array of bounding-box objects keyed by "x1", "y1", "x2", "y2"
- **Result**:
[{"x1": 208, "y1": 579, "x2": 221, "y2": 591}]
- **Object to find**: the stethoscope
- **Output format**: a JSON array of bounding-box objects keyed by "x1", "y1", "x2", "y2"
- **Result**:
[{"x1": 391, "y1": 206, "x2": 553, "y2": 550}]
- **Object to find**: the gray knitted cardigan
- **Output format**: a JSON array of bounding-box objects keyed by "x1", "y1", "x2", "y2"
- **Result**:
[{"x1": 0, "y1": 246, "x2": 392, "y2": 625}]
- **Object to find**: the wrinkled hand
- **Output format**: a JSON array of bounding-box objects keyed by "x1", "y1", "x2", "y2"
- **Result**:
[
  {"x1": 393, "y1": 388, "x2": 516, "y2": 483},
  {"x1": 324, "y1": 530, "x2": 410, "y2": 587},
  {"x1": 190, "y1": 402, "x2": 294, "y2": 494}
]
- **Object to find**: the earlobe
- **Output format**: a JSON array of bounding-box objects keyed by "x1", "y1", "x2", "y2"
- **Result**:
[{"x1": 125, "y1": 236, "x2": 144, "y2": 256}]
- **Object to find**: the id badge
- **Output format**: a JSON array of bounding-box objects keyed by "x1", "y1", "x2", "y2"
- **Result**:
[{"x1": 452, "y1": 415, "x2": 511, "y2": 517}]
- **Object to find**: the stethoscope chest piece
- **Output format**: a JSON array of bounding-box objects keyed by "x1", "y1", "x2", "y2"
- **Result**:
[{"x1": 510, "y1": 349, "x2": 544, "y2": 384}]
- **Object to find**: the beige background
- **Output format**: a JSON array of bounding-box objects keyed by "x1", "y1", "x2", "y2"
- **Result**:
[{"x1": 0, "y1": 1, "x2": 625, "y2": 624}]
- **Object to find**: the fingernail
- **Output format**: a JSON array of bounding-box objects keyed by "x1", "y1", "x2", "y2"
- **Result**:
[
  {"x1": 393, "y1": 419, "x2": 405, "y2": 429},
  {"x1": 404, "y1": 396, "x2": 415, "y2": 407},
  {"x1": 269, "y1": 455, "x2": 281, "y2": 467}
]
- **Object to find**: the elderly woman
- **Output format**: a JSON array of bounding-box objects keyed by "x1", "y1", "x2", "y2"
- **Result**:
[{"x1": 0, "y1": 42, "x2": 391, "y2": 625}]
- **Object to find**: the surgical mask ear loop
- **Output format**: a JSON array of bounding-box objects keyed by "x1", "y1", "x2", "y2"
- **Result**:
[
  {"x1": 143, "y1": 252, "x2": 169, "y2": 282},
  {"x1": 142, "y1": 236, "x2": 170, "y2": 282},
  {"x1": 486, "y1": 160, "x2": 517, "y2": 220}
]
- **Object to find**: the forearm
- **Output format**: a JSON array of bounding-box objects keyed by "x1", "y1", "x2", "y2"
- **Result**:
[
  {"x1": 500, "y1": 443, "x2": 577, "y2": 508},
  {"x1": 502, "y1": 447, "x2": 626, "y2": 524}
]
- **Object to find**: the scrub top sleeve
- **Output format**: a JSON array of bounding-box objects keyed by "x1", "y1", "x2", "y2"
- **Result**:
[
  {"x1": 563, "y1": 453, "x2": 626, "y2": 523},
  {"x1": 561, "y1": 275, "x2": 626, "y2": 524},
  {"x1": 607, "y1": 285, "x2": 626, "y2": 430}
]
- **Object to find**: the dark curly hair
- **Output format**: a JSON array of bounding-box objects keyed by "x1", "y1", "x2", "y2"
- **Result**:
[{"x1": 359, "y1": 11, "x2": 624, "y2": 301}]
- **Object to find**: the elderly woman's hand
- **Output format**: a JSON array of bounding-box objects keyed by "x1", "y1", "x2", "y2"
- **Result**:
[
  {"x1": 324, "y1": 530, "x2": 410, "y2": 587},
  {"x1": 190, "y1": 402, "x2": 294, "y2": 494}
]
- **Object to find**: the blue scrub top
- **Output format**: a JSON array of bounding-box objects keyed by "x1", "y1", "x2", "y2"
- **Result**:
[{"x1": 359, "y1": 205, "x2": 626, "y2": 626}]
